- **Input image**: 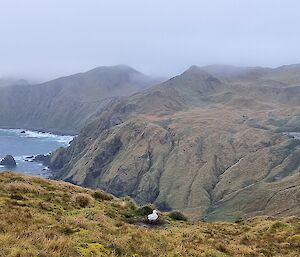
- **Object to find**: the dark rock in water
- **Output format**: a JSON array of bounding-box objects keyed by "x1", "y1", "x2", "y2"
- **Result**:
[
  {"x1": 0, "y1": 155, "x2": 16, "y2": 167},
  {"x1": 33, "y1": 154, "x2": 51, "y2": 167},
  {"x1": 33, "y1": 154, "x2": 48, "y2": 162},
  {"x1": 20, "y1": 130, "x2": 26, "y2": 134}
]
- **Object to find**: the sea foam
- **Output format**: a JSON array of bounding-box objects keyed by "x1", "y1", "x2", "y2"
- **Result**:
[{"x1": 0, "y1": 129, "x2": 74, "y2": 146}]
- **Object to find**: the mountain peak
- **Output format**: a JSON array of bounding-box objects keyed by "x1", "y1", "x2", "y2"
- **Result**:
[
  {"x1": 87, "y1": 65, "x2": 141, "y2": 76},
  {"x1": 185, "y1": 65, "x2": 202, "y2": 73},
  {"x1": 183, "y1": 65, "x2": 215, "y2": 77},
  {"x1": 180, "y1": 65, "x2": 222, "y2": 85}
]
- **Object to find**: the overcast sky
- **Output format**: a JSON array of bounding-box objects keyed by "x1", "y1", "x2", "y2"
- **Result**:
[{"x1": 0, "y1": 0, "x2": 299, "y2": 81}]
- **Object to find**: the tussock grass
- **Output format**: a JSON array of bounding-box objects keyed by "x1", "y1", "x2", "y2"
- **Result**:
[
  {"x1": 168, "y1": 211, "x2": 188, "y2": 221},
  {"x1": 0, "y1": 172, "x2": 299, "y2": 257},
  {"x1": 93, "y1": 190, "x2": 114, "y2": 201},
  {"x1": 73, "y1": 193, "x2": 94, "y2": 208},
  {"x1": 5, "y1": 181, "x2": 42, "y2": 194}
]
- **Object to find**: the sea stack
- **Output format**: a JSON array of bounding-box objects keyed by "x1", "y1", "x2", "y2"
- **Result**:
[{"x1": 0, "y1": 155, "x2": 17, "y2": 167}]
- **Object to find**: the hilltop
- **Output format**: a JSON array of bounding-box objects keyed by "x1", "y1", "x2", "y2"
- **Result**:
[
  {"x1": 0, "y1": 78, "x2": 29, "y2": 87},
  {"x1": 0, "y1": 172, "x2": 299, "y2": 257},
  {"x1": 48, "y1": 64, "x2": 300, "y2": 220},
  {"x1": 0, "y1": 65, "x2": 159, "y2": 134}
]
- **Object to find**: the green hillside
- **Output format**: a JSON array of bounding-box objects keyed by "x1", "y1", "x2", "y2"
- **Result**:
[
  {"x1": 49, "y1": 65, "x2": 300, "y2": 220},
  {"x1": 0, "y1": 172, "x2": 299, "y2": 257}
]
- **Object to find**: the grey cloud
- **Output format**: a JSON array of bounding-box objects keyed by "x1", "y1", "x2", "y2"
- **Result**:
[{"x1": 0, "y1": 0, "x2": 299, "y2": 80}]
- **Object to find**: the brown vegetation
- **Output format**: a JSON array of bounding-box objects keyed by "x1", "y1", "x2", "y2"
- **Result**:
[
  {"x1": 50, "y1": 65, "x2": 300, "y2": 220},
  {"x1": 0, "y1": 172, "x2": 299, "y2": 257},
  {"x1": 73, "y1": 193, "x2": 94, "y2": 208}
]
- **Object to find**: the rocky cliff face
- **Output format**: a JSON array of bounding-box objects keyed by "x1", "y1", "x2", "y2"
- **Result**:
[
  {"x1": 0, "y1": 65, "x2": 159, "y2": 134},
  {"x1": 49, "y1": 65, "x2": 300, "y2": 220}
]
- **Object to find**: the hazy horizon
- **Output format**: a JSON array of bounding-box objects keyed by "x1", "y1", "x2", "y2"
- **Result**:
[{"x1": 1, "y1": 0, "x2": 300, "y2": 81}]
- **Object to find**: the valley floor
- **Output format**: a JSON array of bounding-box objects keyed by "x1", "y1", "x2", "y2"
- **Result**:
[{"x1": 0, "y1": 172, "x2": 299, "y2": 257}]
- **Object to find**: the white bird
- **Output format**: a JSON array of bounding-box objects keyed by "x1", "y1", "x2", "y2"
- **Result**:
[{"x1": 147, "y1": 210, "x2": 158, "y2": 221}]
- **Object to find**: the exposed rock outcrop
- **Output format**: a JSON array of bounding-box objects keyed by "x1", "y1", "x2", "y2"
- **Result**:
[{"x1": 0, "y1": 155, "x2": 16, "y2": 167}]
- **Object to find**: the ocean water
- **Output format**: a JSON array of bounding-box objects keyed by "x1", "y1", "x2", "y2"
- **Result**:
[
  {"x1": 0, "y1": 129, "x2": 74, "y2": 177},
  {"x1": 288, "y1": 132, "x2": 300, "y2": 140}
]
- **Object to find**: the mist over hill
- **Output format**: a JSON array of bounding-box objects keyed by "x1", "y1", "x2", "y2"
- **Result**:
[
  {"x1": 47, "y1": 64, "x2": 300, "y2": 220},
  {"x1": 2, "y1": 1, "x2": 300, "y2": 255},
  {"x1": 0, "y1": 63, "x2": 299, "y2": 221},
  {"x1": 0, "y1": 65, "x2": 160, "y2": 134},
  {"x1": 0, "y1": 78, "x2": 29, "y2": 87}
]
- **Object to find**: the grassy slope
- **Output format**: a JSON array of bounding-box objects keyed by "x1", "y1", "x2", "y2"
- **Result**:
[
  {"x1": 0, "y1": 66, "x2": 157, "y2": 134},
  {"x1": 50, "y1": 66, "x2": 300, "y2": 220},
  {"x1": 0, "y1": 172, "x2": 299, "y2": 257}
]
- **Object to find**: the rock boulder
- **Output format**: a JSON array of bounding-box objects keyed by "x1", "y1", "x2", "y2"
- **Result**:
[{"x1": 0, "y1": 155, "x2": 17, "y2": 167}]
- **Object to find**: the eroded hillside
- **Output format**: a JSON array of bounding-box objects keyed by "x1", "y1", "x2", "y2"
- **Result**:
[{"x1": 49, "y1": 65, "x2": 300, "y2": 220}]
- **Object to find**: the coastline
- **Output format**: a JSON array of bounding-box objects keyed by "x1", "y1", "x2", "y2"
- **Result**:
[
  {"x1": 0, "y1": 128, "x2": 74, "y2": 177},
  {"x1": 285, "y1": 131, "x2": 300, "y2": 140},
  {"x1": 0, "y1": 128, "x2": 75, "y2": 144},
  {"x1": 0, "y1": 125, "x2": 77, "y2": 136}
]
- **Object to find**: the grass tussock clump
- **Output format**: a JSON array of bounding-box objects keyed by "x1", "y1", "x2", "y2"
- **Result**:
[
  {"x1": 73, "y1": 193, "x2": 94, "y2": 208},
  {"x1": 93, "y1": 190, "x2": 113, "y2": 201},
  {"x1": 168, "y1": 211, "x2": 188, "y2": 221},
  {"x1": 136, "y1": 205, "x2": 153, "y2": 216},
  {"x1": 0, "y1": 172, "x2": 299, "y2": 257},
  {"x1": 5, "y1": 181, "x2": 41, "y2": 194}
]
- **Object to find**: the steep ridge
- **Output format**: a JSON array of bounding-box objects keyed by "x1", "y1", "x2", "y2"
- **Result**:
[
  {"x1": 49, "y1": 65, "x2": 300, "y2": 220},
  {"x1": 203, "y1": 64, "x2": 300, "y2": 85},
  {"x1": 0, "y1": 65, "x2": 158, "y2": 134}
]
